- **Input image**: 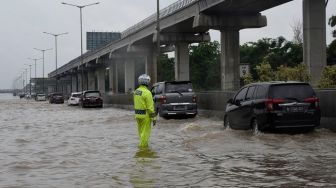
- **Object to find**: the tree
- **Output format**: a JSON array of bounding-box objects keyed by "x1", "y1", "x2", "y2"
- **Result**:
[
  {"x1": 318, "y1": 66, "x2": 336, "y2": 88},
  {"x1": 189, "y1": 41, "x2": 221, "y2": 91},
  {"x1": 157, "y1": 54, "x2": 174, "y2": 82},
  {"x1": 291, "y1": 19, "x2": 303, "y2": 44}
]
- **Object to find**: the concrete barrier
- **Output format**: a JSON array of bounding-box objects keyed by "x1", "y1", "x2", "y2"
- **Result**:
[{"x1": 104, "y1": 89, "x2": 336, "y2": 130}]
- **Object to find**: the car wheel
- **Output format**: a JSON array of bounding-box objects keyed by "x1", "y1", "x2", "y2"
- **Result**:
[
  {"x1": 223, "y1": 115, "x2": 230, "y2": 130},
  {"x1": 251, "y1": 119, "x2": 260, "y2": 134}
]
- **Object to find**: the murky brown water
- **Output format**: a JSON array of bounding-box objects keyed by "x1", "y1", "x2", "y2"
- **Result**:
[{"x1": 1, "y1": 93, "x2": 336, "y2": 187}]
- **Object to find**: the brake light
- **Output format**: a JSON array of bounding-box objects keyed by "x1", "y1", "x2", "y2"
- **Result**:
[
  {"x1": 265, "y1": 98, "x2": 285, "y2": 111},
  {"x1": 192, "y1": 95, "x2": 197, "y2": 103},
  {"x1": 160, "y1": 96, "x2": 167, "y2": 104},
  {"x1": 304, "y1": 97, "x2": 319, "y2": 109}
]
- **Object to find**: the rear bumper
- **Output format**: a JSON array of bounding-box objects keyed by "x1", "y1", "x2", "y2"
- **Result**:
[
  {"x1": 83, "y1": 101, "x2": 103, "y2": 107},
  {"x1": 260, "y1": 110, "x2": 321, "y2": 130},
  {"x1": 160, "y1": 103, "x2": 197, "y2": 116}
]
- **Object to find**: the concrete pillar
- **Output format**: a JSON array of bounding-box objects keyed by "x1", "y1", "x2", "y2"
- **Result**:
[
  {"x1": 145, "y1": 51, "x2": 157, "y2": 84},
  {"x1": 303, "y1": 0, "x2": 326, "y2": 86},
  {"x1": 77, "y1": 73, "x2": 82, "y2": 91},
  {"x1": 174, "y1": 43, "x2": 190, "y2": 81},
  {"x1": 115, "y1": 61, "x2": 119, "y2": 93},
  {"x1": 72, "y1": 74, "x2": 77, "y2": 92},
  {"x1": 220, "y1": 29, "x2": 240, "y2": 91},
  {"x1": 88, "y1": 71, "x2": 96, "y2": 90},
  {"x1": 108, "y1": 61, "x2": 117, "y2": 94},
  {"x1": 125, "y1": 59, "x2": 135, "y2": 93},
  {"x1": 97, "y1": 67, "x2": 106, "y2": 94}
]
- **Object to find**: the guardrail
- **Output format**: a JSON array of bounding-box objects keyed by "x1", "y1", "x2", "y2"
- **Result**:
[{"x1": 121, "y1": 0, "x2": 198, "y2": 38}]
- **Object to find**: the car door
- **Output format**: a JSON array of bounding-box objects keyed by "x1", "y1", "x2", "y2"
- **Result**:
[
  {"x1": 229, "y1": 87, "x2": 248, "y2": 128},
  {"x1": 239, "y1": 86, "x2": 256, "y2": 129}
]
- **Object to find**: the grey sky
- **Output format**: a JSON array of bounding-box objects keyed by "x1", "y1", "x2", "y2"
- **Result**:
[{"x1": 0, "y1": 0, "x2": 335, "y2": 89}]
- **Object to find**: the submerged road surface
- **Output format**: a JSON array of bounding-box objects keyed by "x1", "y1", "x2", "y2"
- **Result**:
[{"x1": 1, "y1": 93, "x2": 336, "y2": 187}]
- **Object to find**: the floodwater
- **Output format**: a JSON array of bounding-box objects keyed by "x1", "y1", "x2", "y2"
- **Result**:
[{"x1": 0, "y1": 93, "x2": 336, "y2": 187}]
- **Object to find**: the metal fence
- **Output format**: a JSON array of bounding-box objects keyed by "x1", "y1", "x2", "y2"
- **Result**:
[{"x1": 121, "y1": 0, "x2": 198, "y2": 38}]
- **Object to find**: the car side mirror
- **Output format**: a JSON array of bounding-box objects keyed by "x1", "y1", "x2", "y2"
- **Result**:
[
  {"x1": 227, "y1": 98, "x2": 233, "y2": 104},
  {"x1": 235, "y1": 100, "x2": 241, "y2": 106}
]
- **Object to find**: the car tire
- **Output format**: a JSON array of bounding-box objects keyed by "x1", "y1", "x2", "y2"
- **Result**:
[
  {"x1": 223, "y1": 115, "x2": 230, "y2": 129},
  {"x1": 251, "y1": 119, "x2": 260, "y2": 134}
]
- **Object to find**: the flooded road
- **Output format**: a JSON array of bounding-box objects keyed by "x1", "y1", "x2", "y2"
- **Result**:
[{"x1": 1, "y1": 93, "x2": 336, "y2": 187}]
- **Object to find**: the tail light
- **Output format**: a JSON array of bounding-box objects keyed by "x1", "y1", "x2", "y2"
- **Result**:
[
  {"x1": 160, "y1": 95, "x2": 167, "y2": 104},
  {"x1": 304, "y1": 97, "x2": 319, "y2": 109},
  {"x1": 192, "y1": 95, "x2": 197, "y2": 103},
  {"x1": 265, "y1": 98, "x2": 286, "y2": 111}
]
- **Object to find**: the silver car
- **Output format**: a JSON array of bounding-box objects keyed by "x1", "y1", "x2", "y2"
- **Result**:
[{"x1": 151, "y1": 81, "x2": 197, "y2": 118}]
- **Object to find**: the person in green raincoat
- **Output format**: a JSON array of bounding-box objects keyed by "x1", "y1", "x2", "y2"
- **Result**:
[{"x1": 133, "y1": 74, "x2": 157, "y2": 148}]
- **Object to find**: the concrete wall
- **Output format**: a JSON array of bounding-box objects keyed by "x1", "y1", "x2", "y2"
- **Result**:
[{"x1": 104, "y1": 90, "x2": 336, "y2": 130}]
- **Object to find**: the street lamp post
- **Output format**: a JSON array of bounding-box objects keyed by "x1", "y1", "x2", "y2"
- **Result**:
[
  {"x1": 28, "y1": 57, "x2": 42, "y2": 93},
  {"x1": 34, "y1": 48, "x2": 52, "y2": 94},
  {"x1": 62, "y1": 2, "x2": 99, "y2": 91},
  {"x1": 24, "y1": 64, "x2": 33, "y2": 95},
  {"x1": 156, "y1": 0, "x2": 160, "y2": 83},
  {"x1": 43, "y1": 32, "x2": 68, "y2": 92}
]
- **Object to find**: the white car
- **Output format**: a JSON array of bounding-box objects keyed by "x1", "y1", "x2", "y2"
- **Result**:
[
  {"x1": 36, "y1": 94, "x2": 46, "y2": 101},
  {"x1": 68, "y1": 92, "x2": 82, "y2": 106}
]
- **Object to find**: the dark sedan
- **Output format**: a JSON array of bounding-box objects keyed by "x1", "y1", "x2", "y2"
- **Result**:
[{"x1": 49, "y1": 93, "x2": 64, "y2": 104}]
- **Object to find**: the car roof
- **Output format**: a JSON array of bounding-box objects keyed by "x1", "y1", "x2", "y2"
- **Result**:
[{"x1": 245, "y1": 81, "x2": 310, "y2": 87}]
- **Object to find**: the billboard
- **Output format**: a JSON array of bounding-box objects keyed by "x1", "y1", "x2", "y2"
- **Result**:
[{"x1": 86, "y1": 32, "x2": 121, "y2": 51}]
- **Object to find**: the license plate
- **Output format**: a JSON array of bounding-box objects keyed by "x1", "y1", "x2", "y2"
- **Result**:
[
  {"x1": 287, "y1": 106, "x2": 305, "y2": 112},
  {"x1": 174, "y1": 105, "x2": 186, "y2": 110}
]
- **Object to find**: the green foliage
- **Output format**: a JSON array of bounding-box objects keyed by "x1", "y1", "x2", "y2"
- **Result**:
[
  {"x1": 275, "y1": 64, "x2": 310, "y2": 82},
  {"x1": 241, "y1": 73, "x2": 254, "y2": 85},
  {"x1": 318, "y1": 66, "x2": 336, "y2": 88},
  {"x1": 327, "y1": 40, "x2": 336, "y2": 65},
  {"x1": 255, "y1": 62, "x2": 274, "y2": 81},
  {"x1": 329, "y1": 15, "x2": 336, "y2": 27},
  {"x1": 157, "y1": 54, "x2": 175, "y2": 82},
  {"x1": 190, "y1": 41, "x2": 221, "y2": 91},
  {"x1": 240, "y1": 37, "x2": 303, "y2": 80}
]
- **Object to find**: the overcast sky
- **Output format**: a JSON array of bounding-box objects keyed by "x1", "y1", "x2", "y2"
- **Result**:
[{"x1": 0, "y1": 0, "x2": 335, "y2": 89}]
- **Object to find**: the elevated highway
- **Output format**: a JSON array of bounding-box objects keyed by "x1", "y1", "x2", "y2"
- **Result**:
[{"x1": 49, "y1": 0, "x2": 326, "y2": 96}]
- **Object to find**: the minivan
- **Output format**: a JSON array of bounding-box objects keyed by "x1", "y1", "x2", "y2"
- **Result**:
[
  {"x1": 224, "y1": 81, "x2": 321, "y2": 132},
  {"x1": 151, "y1": 81, "x2": 197, "y2": 118}
]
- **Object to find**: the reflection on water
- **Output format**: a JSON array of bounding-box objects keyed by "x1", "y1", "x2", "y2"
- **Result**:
[
  {"x1": 130, "y1": 148, "x2": 160, "y2": 188},
  {"x1": 0, "y1": 96, "x2": 336, "y2": 187}
]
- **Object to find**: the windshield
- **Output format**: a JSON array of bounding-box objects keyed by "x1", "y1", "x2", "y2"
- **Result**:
[
  {"x1": 165, "y1": 82, "x2": 193, "y2": 93},
  {"x1": 85, "y1": 92, "x2": 100, "y2": 98},
  {"x1": 269, "y1": 84, "x2": 315, "y2": 101},
  {"x1": 72, "y1": 94, "x2": 81, "y2": 98}
]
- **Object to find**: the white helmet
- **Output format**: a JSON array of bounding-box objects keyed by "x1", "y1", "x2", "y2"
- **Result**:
[{"x1": 138, "y1": 74, "x2": 151, "y2": 86}]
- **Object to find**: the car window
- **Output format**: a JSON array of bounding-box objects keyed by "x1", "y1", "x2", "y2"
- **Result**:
[
  {"x1": 255, "y1": 86, "x2": 267, "y2": 99},
  {"x1": 157, "y1": 84, "x2": 163, "y2": 94},
  {"x1": 85, "y1": 92, "x2": 100, "y2": 97},
  {"x1": 151, "y1": 86, "x2": 157, "y2": 94},
  {"x1": 269, "y1": 84, "x2": 315, "y2": 100},
  {"x1": 234, "y1": 87, "x2": 248, "y2": 103},
  {"x1": 165, "y1": 82, "x2": 193, "y2": 93},
  {"x1": 245, "y1": 86, "x2": 256, "y2": 101}
]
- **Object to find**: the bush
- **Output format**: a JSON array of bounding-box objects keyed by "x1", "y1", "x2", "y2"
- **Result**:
[{"x1": 318, "y1": 66, "x2": 336, "y2": 88}]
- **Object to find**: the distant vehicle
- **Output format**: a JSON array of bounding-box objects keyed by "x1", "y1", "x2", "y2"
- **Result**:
[
  {"x1": 224, "y1": 81, "x2": 321, "y2": 132},
  {"x1": 80, "y1": 90, "x2": 103, "y2": 108},
  {"x1": 19, "y1": 93, "x2": 25, "y2": 99},
  {"x1": 36, "y1": 94, "x2": 46, "y2": 101},
  {"x1": 68, "y1": 92, "x2": 82, "y2": 106},
  {"x1": 49, "y1": 93, "x2": 64, "y2": 104},
  {"x1": 151, "y1": 81, "x2": 197, "y2": 118}
]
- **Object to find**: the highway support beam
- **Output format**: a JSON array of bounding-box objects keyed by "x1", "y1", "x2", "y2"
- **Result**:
[
  {"x1": 96, "y1": 67, "x2": 106, "y2": 95},
  {"x1": 125, "y1": 59, "x2": 135, "y2": 92},
  {"x1": 193, "y1": 13, "x2": 266, "y2": 90},
  {"x1": 174, "y1": 43, "x2": 190, "y2": 81},
  {"x1": 88, "y1": 71, "x2": 96, "y2": 91},
  {"x1": 303, "y1": 0, "x2": 326, "y2": 86}
]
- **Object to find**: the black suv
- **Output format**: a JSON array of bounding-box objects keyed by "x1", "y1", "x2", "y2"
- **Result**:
[
  {"x1": 151, "y1": 81, "x2": 197, "y2": 118},
  {"x1": 224, "y1": 81, "x2": 321, "y2": 132}
]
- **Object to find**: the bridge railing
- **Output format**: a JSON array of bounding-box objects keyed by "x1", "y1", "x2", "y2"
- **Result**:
[{"x1": 121, "y1": 0, "x2": 198, "y2": 38}]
